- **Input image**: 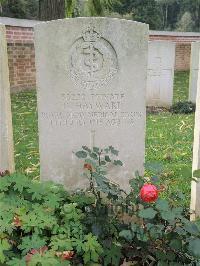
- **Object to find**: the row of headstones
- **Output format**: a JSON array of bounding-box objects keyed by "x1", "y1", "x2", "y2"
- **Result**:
[
  {"x1": 0, "y1": 18, "x2": 200, "y2": 218},
  {"x1": 147, "y1": 41, "x2": 200, "y2": 107}
]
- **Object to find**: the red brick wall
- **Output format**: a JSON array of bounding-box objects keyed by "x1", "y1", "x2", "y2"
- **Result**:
[
  {"x1": 6, "y1": 26, "x2": 36, "y2": 92},
  {"x1": 175, "y1": 43, "x2": 191, "y2": 71}
]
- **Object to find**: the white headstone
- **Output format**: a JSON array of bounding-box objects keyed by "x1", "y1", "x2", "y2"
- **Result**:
[
  {"x1": 189, "y1": 42, "x2": 200, "y2": 103},
  {"x1": 0, "y1": 24, "x2": 15, "y2": 172},
  {"x1": 35, "y1": 18, "x2": 148, "y2": 191},
  {"x1": 191, "y1": 49, "x2": 200, "y2": 220},
  {"x1": 146, "y1": 41, "x2": 175, "y2": 107}
]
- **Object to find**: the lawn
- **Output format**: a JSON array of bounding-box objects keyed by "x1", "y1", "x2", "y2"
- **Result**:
[{"x1": 11, "y1": 71, "x2": 194, "y2": 205}]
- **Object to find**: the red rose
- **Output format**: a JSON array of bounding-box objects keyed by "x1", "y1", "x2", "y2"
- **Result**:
[{"x1": 140, "y1": 184, "x2": 158, "y2": 203}]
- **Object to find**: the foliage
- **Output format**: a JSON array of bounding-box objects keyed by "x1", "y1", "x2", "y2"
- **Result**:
[
  {"x1": 0, "y1": 0, "x2": 39, "y2": 19},
  {"x1": 1, "y1": 146, "x2": 200, "y2": 265},
  {"x1": 176, "y1": 11, "x2": 195, "y2": 32},
  {"x1": 66, "y1": 0, "x2": 120, "y2": 17},
  {"x1": 0, "y1": 171, "x2": 103, "y2": 265},
  {"x1": 170, "y1": 101, "x2": 196, "y2": 114}
]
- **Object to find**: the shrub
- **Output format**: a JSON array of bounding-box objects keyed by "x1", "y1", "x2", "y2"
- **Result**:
[
  {"x1": 170, "y1": 101, "x2": 195, "y2": 114},
  {"x1": 0, "y1": 146, "x2": 200, "y2": 265}
]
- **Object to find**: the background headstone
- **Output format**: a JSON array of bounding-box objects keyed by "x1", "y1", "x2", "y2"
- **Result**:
[
  {"x1": 146, "y1": 41, "x2": 175, "y2": 107},
  {"x1": 0, "y1": 24, "x2": 15, "y2": 172},
  {"x1": 191, "y1": 49, "x2": 200, "y2": 220},
  {"x1": 35, "y1": 18, "x2": 148, "y2": 191},
  {"x1": 189, "y1": 42, "x2": 200, "y2": 103}
]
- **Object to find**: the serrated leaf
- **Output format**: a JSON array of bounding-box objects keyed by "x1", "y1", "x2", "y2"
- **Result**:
[
  {"x1": 139, "y1": 208, "x2": 157, "y2": 219},
  {"x1": 104, "y1": 244, "x2": 122, "y2": 266},
  {"x1": 18, "y1": 234, "x2": 47, "y2": 255},
  {"x1": 0, "y1": 238, "x2": 10, "y2": 263}
]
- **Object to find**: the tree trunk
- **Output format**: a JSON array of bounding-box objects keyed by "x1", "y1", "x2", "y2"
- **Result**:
[{"x1": 39, "y1": 0, "x2": 65, "y2": 21}]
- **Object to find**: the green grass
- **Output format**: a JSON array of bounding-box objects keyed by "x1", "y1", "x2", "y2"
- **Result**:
[
  {"x1": 11, "y1": 91, "x2": 39, "y2": 179},
  {"x1": 173, "y1": 71, "x2": 190, "y2": 103},
  {"x1": 11, "y1": 71, "x2": 194, "y2": 205}
]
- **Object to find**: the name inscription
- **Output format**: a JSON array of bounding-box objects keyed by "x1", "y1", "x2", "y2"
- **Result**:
[{"x1": 41, "y1": 91, "x2": 143, "y2": 128}]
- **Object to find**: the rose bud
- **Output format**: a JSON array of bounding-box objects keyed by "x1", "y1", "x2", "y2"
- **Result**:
[
  {"x1": 140, "y1": 184, "x2": 158, "y2": 203},
  {"x1": 84, "y1": 163, "x2": 92, "y2": 171}
]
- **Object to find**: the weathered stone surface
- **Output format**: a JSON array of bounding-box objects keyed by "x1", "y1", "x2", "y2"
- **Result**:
[
  {"x1": 191, "y1": 49, "x2": 200, "y2": 220},
  {"x1": 0, "y1": 24, "x2": 15, "y2": 172},
  {"x1": 189, "y1": 42, "x2": 200, "y2": 103},
  {"x1": 35, "y1": 18, "x2": 148, "y2": 191},
  {"x1": 146, "y1": 41, "x2": 175, "y2": 107}
]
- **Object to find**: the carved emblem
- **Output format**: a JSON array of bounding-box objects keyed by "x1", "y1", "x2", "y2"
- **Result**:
[{"x1": 70, "y1": 26, "x2": 118, "y2": 89}]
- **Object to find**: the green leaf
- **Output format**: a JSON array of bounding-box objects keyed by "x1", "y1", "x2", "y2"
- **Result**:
[
  {"x1": 139, "y1": 208, "x2": 157, "y2": 219},
  {"x1": 18, "y1": 234, "x2": 47, "y2": 255},
  {"x1": 109, "y1": 146, "x2": 119, "y2": 156},
  {"x1": 188, "y1": 238, "x2": 200, "y2": 258},
  {"x1": 105, "y1": 155, "x2": 111, "y2": 162},
  {"x1": 113, "y1": 160, "x2": 123, "y2": 166},
  {"x1": 89, "y1": 152, "x2": 98, "y2": 160},
  {"x1": 50, "y1": 235, "x2": 73, "y2": 251},
  {"x1": 193, "y1": 169, "x2": 200, "y2": 178},
  {"x1": 156, "y1": 199, "x2": 169, "y2": 211},
  {"x1": 184, "y1": 222, "x2": 200, "y2": 235},
  {"x1": 7, "y1": 258, "x2": 26, "y2": 266},
  {"x1": 75, "y1": 150, "x2": 87, "y2": 158},
  {"x1": 0, "y1": 238, "x2": 10, "y2": 263},
  {"x1": 104, "y1": 244, "x2": 122, "y2": 266},
  {"x1": 145, "y1": 162, "x2": 163, "y2": 174},
  {"x1": 160, "y1": 210, "x2": 176, "y2": 221},
  {"x1": 119, "y1": 230, "x2": 133, "y2": 241},
  {"x1": 93, "y1": 147, "x2": 99, "y2": 153},
  {"x1": 82, "y1": 146, "x2": 91, "y2": 152},
  {"x1": 170, "y1": 239, "x2": 182, "y2": 250},
  {"x1": 82, "y1": 234, "x2": 103, "y2": 264}
]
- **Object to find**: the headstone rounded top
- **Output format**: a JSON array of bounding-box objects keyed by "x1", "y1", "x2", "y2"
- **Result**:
[{"x1": 34, "y1": 17, "x2": 149, "y2": 29}]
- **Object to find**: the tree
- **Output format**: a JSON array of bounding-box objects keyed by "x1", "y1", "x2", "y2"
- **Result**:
[
  {"x1": 156, "y1": 0, "x2": 180, "y2": 30},
  {"x1": 39, "y1": 0, "x2": 65, "y2": 20},
  {"x1": 176, "y1": 11, "x2": 195, "y2": 32},
  {"x1": 0, "y1": 0, "x2": 39, "y2": 19},
  {"x1": 66, "y1": 0, "x2": 120, "y2": 17},
  {"x1": 113, "y1": 0, "x2": 162, "y2": 30},
  {"x1": 180, "y1": 0, "x2": 200, "y2": 31}
]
